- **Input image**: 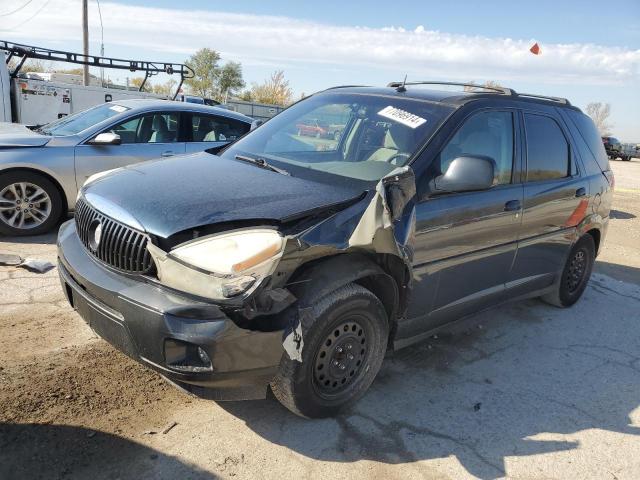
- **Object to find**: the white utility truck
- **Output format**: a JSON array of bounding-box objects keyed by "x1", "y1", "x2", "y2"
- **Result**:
[{"x1": 1, "y1": 40, "x2": 194, "y2": 125}]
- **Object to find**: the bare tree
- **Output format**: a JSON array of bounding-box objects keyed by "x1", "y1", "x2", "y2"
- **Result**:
[
  {"x1": 586, "y1": 102, "x2": 613, "y2": 136},
  {"x1": 129, "y1": 77, "x2": 151, "y2": 92},
  {"x1": 152, "y1": 78, "x2": 178, "y2": 96},
  {"x1": 250, "y1": 71, "x2": 293, "y2": 106},
  {"x1": 8, "y1": 58, "x2": 48, "y2": 73},
  {"x1": 463, "y1": 80, "x2": 503, "y2": 92}
]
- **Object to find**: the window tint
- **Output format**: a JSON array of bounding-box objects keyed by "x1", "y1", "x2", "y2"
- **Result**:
[
  {"x1": 189, "y1": 114, "x2": 250, "y2": 142},
  {"x1": 107, "y1": 112, "x2": 179, "y2": 144},
  {"x1": 437, "y1": 110, "x2": 514, "y2": 185},
  {"x1": 524, "y1": 114, "x2": 569, "y2": 182},
  {"x1": 564, "y1": 110, "x2": 609, "y2": 174}
]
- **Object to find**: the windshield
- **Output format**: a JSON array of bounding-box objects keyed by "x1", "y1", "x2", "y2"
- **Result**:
[
  {"x1": 40, "y1": 103, "x2": 131, "y2": 136},
  {"x1": 222, "y1": 92, "x2": 453, "y2": 184}
]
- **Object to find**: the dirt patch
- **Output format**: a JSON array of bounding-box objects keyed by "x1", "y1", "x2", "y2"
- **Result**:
[{"x1": 0, "y1": 341, "x2": 190, "y2": 432}]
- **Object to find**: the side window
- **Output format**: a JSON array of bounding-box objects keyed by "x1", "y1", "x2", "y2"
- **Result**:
[
  {"x1": 564, "y1": 110, "x2": 609, "y2": 175},
  {"x1": 190, "y1": 114, "x2": 250, "y2": 143},
  {"x1": 437, "y1": 110, "x2": 514, "y2": 185},
  {"x1": 106, "y1": 112, "x2": 179, "y2": 144},
  {"x1": 524, "y1": 114, "x2": 570, "y2": 182}
]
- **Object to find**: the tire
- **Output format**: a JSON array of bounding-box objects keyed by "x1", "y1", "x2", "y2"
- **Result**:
[
  {"x1": 271, "y1": 283, "x2": 389, "y2": 418},
  {"x1": 623, "y1": 156, "x2": 631, "y2": 161},
  {"x1": 0, "y1": 171, "x2": 63, "y2": 236},
  {"x1": 542, "y1": 235, "x2": 595, "y2": 308}
]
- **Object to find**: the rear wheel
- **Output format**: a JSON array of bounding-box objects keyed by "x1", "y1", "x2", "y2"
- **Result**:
[
  {"x1": 271, "y1": 283, "x2": 388, "y2": 418},
  {"x1": 542, "y1": 235, "x2": 595, "y2": 308},
  {"x1": 0, "y1": 171, "x2": 63, "y2": 236}
]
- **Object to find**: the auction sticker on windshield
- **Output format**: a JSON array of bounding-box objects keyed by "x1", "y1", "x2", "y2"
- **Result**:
[
  {"x1": 378, "y1": 106, "x2": 427, "y2": 129},
  {"x1": 109, "y1": 105, "x2": 128, "y2": 113}
]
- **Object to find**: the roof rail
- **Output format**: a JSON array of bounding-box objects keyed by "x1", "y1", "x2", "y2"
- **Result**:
[
  {"x1": 1, "y1": 39, "x2": 194, "y2": 100},
  {"x1": 387, "y1": 81, "x2": 516, "y2": 96},
  {"x1": 515, "y1": 92, "x2": 571, "y2": 105},
  {"x1": 386, "y1": 80, "x2": 572, "y2": 106}
]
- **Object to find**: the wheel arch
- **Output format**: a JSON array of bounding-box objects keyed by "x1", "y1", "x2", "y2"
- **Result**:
[{"x1": 285, "y1": 252, "x2": 410, "y2": 344}]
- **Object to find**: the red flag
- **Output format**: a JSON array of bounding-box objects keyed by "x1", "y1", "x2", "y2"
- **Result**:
[{"x1": 530, "y1": 42, "x2": 541, "y2": 55}]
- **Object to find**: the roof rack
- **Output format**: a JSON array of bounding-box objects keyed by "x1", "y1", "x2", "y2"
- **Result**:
[
  {"x1": 386, "y1": 80, "x2": 571, "y2": 105},
  {"x1": 387, "y1": 81, "x2": 516, "y2": 96},
  {"x1": 1, "y1": 40, "x2": 194, "y2": 100}
]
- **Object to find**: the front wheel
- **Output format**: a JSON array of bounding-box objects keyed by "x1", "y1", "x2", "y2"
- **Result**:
[
  {"x1": 271, "y1": 283, "x2": 388, "y2": 418},
  {"x1": 542, "y1": 235, "x2": 595, "y2": 308},
  {"x1": 0, "y1": 171, "x2": 63, "y2": 236}
]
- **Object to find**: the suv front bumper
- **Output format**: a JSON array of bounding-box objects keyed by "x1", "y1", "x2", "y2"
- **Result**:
[{"x1": 57, "y1": 220, "x2": 285, "y2": 400}]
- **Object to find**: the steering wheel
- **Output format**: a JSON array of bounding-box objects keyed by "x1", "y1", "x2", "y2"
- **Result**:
[{"x1": 386, "y1": 152, "x2": 411, "y2": 164}]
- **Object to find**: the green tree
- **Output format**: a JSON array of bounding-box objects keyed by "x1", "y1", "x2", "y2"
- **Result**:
[
  {"x1": 184, "y1": 48, "x2": 222, "y2": 99},
  {"x1": 217, "y1": 61, "x2": 245, "y2": 103},
  {"x1": 250, "y1": 70, "x2": 293, "y2": 106}
]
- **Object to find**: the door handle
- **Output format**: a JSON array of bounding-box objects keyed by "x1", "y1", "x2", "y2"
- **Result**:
[
  {"x1": 161, "y1": 151, "x2": 175, "y2": 157},
  {"x1": 504, "y1": 199, "x2": 521, "y2": 212},
  {"x1": 575, "y1": 187, "x2": 586, "y2": 197}
]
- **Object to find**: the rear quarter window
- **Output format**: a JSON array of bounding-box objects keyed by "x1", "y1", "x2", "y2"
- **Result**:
[{"x1": 565, "y1": 110, "x2": 610, "y2": 172}]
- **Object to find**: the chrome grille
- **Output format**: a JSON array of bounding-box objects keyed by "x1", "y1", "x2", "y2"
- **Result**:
[{"x1": 75, "y1": 198, "x2": 153, "y2": 274}]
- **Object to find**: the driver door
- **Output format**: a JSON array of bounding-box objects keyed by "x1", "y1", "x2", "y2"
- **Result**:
[
  {"x1": 74, "y1": 111, "x2": 186, "y2": 188},
  {"x1": 404, "y1": 109, "x2": 523, "y2": 332}
]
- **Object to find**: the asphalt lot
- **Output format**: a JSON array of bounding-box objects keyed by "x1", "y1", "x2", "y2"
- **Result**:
[{"x1": 1, "y1": 159, "x2": 639, "y2": 480}]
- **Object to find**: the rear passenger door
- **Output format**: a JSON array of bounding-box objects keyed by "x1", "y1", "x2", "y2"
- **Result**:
[
  {"x1": 184, "y1": 113, "x2": 251, "y2": 154},
  {"x1": 508, "y1": 111, "x2": 589, "y2": 292}
]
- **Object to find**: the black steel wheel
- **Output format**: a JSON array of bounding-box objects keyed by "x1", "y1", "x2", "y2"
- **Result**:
[
  {"x1": 271, "y1": 283, "x2": 388, "y2": 418},
  {"x1": 312, "y1": 318, "x2": 368, "y2": 397},
  {"x1": 542, "y1": 234, "x2": 595, "y2": 308}
]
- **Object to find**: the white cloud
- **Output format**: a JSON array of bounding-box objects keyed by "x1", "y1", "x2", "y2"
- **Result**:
[{"x1": 1, "y1": 0, "x2": 639, "y2": 86}]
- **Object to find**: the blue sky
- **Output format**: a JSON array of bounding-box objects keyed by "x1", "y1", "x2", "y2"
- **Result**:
[{"x1": 2, "y1": 0, "x2": 639, "y2": 140}]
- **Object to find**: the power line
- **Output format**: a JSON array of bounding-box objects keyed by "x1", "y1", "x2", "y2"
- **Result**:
[
  {"x1": 5, "y1": 0, "x2": 52, "y2": 31},
  {"x1": 0, "y1": 0, "x2": 34, "y2": 17}
]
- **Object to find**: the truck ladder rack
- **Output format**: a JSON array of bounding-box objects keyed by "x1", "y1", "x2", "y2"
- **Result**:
[{"x1": 1, "y1": 40, "x2": 194, "y2": 100}]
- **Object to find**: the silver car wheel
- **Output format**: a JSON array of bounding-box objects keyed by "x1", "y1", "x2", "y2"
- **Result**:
[{"x1": 0, "y1": 182, "x2": 52, "y2": 230}]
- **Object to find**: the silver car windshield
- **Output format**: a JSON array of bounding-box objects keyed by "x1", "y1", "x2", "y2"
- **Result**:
[
  {"x1": 222, "y1": 92, "x2": 453, "y2": 182},
  {"x1": 39, "y1": 103, "x2": 131, "y2": 136}
]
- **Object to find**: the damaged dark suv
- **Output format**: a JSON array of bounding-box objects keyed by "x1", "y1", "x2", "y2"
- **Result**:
[{"x1": 57, "y1": 82, "x2": 613, "y2": 418}]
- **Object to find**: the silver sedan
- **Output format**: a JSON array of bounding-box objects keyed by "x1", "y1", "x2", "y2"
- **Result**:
[{"x1": 0, "y1": 99, "x2": 255, "y2": 235}]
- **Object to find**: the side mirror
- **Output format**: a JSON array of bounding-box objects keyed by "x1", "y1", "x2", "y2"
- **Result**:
[
  {"x1": 88, "y1": 132, "x2": 121, "y2": 146},
  {"x1": 433, "y1": 155, "x2": 495, "y2": 193}
]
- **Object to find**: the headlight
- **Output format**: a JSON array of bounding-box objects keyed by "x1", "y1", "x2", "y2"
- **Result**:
[{"x1": 147, "y1": 229, "x2": 285, "y2": 300}]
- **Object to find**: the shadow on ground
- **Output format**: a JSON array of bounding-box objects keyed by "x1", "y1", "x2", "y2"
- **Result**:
[
  {"x1": 221, "y1": 265, "x2": 640, "y2": 479},
  {"x1": 610, "y1": 209, "x2": 637, "y2": 220},
  {"x1": 0, "y1": 423, "x2": 217, "y2": 480}
]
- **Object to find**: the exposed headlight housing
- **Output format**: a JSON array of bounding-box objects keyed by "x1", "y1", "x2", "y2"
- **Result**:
[{"x1": 147, "y1": 229, "x2": 285, "y2": 300}]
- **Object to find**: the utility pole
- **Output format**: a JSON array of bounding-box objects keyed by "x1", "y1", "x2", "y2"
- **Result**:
[{"x1": 82, "y1": 0, "x2": 90, "y2": 86}]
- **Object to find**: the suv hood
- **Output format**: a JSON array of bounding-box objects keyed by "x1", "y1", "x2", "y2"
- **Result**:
[
  {"x1": 83, "y1": 152, "x2": 364, "y2": 239},
  {"x1": 0, "y1": 122, "x2": 51, "y2": 147}
]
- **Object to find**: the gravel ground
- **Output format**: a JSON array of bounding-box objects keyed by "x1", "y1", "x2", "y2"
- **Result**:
[{"x1": 1, "y1": 159, "x2": 639, "y2": 480}]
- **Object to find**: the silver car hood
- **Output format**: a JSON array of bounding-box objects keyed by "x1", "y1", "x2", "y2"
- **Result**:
[{"x1": 0, "y1": 122, "x2": 51, "y2": 147}]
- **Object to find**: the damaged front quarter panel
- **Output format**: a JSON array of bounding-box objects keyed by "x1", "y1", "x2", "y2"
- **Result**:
[{"x1": 272, "y1": 166, "x2": 419, "y2": 362}]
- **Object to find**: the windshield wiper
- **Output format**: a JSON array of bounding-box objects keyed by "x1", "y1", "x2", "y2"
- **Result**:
[{"x1": 234, "y1": 154, "x2": 290, "y2": 176}]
